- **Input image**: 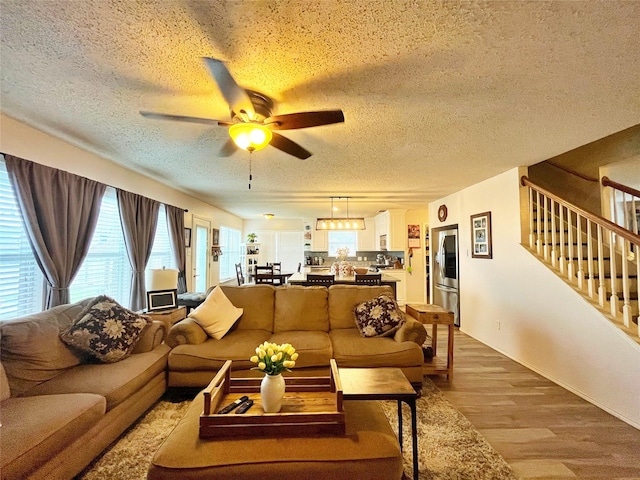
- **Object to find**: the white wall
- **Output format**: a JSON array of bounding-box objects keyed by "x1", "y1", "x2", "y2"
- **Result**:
[
  {"x1": 0, "y1": 114, "x2": 243, "y2": 290},
  {"x1": 430, "y1": 167, "x2": 640, "y2": 428}
]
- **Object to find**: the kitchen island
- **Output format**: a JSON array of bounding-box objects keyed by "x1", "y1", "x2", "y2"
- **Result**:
[{"x1": 288, "y1": 271, "x2": 399, "y2": 300}]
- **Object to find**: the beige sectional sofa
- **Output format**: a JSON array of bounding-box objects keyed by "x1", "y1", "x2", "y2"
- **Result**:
[
  {"x1": 166, "y1": 284, "x2": 427, "y2": 388},
  {"x1": 0, "y1": 298, "x2": 170, "y2": 480}
]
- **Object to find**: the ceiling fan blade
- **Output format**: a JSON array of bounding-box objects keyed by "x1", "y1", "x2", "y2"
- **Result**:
[
  {"x1": 217, "y1": 138, "x2": 237, "y2": 157},
  {"x1": 140, "y1": 111, "x2": 228, "y2": 126},
  {"x1": 265, "y1": 110, "x2": 344, "y2": 130},
  {"x1": 202, "y1": 57, "x2": 255, "y2": 119},
  {"x1": 270, "y1": 133, "x2": 312, "y2": 159}
]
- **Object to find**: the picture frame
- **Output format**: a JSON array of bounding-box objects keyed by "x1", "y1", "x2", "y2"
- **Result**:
[
  {"x1": 470, "y1": 211, "x2": 492, "y2": 259},
  {"x1": 184, "y1": 227, "x2": 192, "y2": 248},
  {"x1": 212, "y1": 228, "x2": 220, "y2": 246},
  {"x1": 408, "y1": 224, "x2": 420, "y2": 248},
  {"x1": 146, "y1": 289, "x2": 178, "y2": 311}
]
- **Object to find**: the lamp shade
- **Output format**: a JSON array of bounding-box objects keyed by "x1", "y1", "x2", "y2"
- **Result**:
[
  {"x1": 145, "y1": 268, "x2": 178, "y2": 292},
  {"x1": 229, "y1": 123, "x2": 272, "y2": 152}
]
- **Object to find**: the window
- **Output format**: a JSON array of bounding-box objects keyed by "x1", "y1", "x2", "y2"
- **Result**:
[
  {"x1": 147, "y1": 204, "x2": 177, "y2": 271},
  {"x1": 70, "y1": 187, "x2": 130, "y2": 305},
  {"x1": 327, "y1": 231, "x2": 357, "y2": 258},
  {"x1": 220, "y1": 226, "x2": 241, "y2": 281},
  {"x1": 0, "y1": 158, "x2": 44, "y2": 319}
]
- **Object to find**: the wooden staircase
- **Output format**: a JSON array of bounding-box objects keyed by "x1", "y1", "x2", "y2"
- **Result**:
[{"x1": 521, "y1": 176, "x2": 639, "y2": 342}]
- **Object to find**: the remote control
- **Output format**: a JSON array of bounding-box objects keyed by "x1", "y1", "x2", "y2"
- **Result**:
[
  {"x1": 217, "y1": 395, "x2": 249, "y2": 414},
  {"x1": 235, "y1": 399, "x2": 254, "y2": 414}
]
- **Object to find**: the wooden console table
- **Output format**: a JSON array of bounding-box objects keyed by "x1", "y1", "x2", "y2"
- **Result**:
[{"x1": 406, "y1": 304, "x2": 454, "y2": 380}]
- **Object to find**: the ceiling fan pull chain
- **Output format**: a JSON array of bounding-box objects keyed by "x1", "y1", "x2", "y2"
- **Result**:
[{"x1": 249, "y1": 154, "x2": 253, "y2": 190}]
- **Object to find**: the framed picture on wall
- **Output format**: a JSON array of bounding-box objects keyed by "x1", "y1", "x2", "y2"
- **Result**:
[
  {"x1": 471, "y1": 211, "x2": 492, "y2": 259},
  {"x1": 408, "y1": 224, "x2": 420, "y2": 248},
  {"x1": 184, "y1": 227, "x2": 192, "y2": 248}
]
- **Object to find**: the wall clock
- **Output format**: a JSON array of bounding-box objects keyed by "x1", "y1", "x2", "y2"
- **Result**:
[{"x1": 438, "y1": 205, "x2": 448, "y2": 222}]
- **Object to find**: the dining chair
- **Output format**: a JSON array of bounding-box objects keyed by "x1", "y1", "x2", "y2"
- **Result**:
[
  {"x1": 297, "y1": 262, "x2": 302, "y2": 273},
  {"x1": 235, "y1": 263, "x2": 245, "y2": 286},
  {"x1": 354, "y1": 273, "x2": 382, "y2": 286},
  {"x1": 267, "y1": 262, "x2": 282, "y2": 273},
  {"x1": 304, "y1": 274, "x2": 335, "y2": 287},
  {"x1": 255, "y1": 265, "x2": 274, "y2": 284}
]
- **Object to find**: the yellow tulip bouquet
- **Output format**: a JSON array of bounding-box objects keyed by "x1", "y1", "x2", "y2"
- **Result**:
[{"x1": 250, "y1": 342, "x2": 298, "y2": 376}]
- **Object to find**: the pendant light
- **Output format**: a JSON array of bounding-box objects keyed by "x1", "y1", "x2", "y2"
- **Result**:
[{"x1": 315, "y1": 197, "x2": 366, "y2": 230}]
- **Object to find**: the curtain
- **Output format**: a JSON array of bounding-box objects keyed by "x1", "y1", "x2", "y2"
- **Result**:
[
  {"x1": 165, "y1": 204, "x2": 187, "y2": 294},
  {"x1": 5, "y1": 155, "x2": 106, "y2": 308},
  {"x1": 117, "y1": 189, "x2": 159, "y2": 311}
]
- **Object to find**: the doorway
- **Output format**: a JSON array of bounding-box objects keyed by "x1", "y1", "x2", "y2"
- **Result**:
[{"x1": 192, "y1": 216, "x2": 211, "y2": 292}]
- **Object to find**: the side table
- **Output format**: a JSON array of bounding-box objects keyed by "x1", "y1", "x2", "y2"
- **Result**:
[
  {"x1": 406, "y1": 304, "x2": 455, "y2": 380},
  {"x1": 339, "y1": 367, "x2": 419, "y2": 480},
  {"x1": 143, "y1": 306, "x2": 187, "y2": 331}
]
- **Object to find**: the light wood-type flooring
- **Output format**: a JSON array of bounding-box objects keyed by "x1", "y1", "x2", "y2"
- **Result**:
[{"x1": 429, "y1": 328, "x2": 640, "y2": 480}]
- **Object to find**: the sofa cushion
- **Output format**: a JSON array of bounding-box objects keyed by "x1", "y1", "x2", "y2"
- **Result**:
[
  {"x1": 274, "y1": 286, "x2": 329, "y2": 333},
  {"x1": 221, "y1": 285, "x2": 275, "y2": 331},
  {"x1": 60, "y1": 295, "x2": 150, "y2": 363},
  {"x1": 330, "y1": 329, "x2": 423, "y2": 368},
  {"x1": 0, "y1": 393, "x2": 105, "y2": 479},
  {"x1": 1, "y1": 363, "x2": 10, "y2": 401},
  {"x1": 23, "y1": 345, "x2": 169, "y2": 410},
  {"x1": 353, "y1": 294, "x2": 405, "y2": 338},
  {"x1": 268, "y1": 331, "x2": 333, "y2": 368},
  {"x1": 189, "y1": 287, "x2": 243, "y2": 339},
  {"x1": 169, "y1": 329, "x2": 272, "y2": 372},
  {"x1": 328, "y1": 285, "x2": 395, "y2": 330},
  {"x1": 0, "y1": 300, "x2": 90, "y2": 396}
]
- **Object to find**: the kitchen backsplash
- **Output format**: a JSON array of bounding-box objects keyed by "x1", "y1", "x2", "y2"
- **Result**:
[{"x1": 306, "y1": 251, "x2": 404, "y2": 267}]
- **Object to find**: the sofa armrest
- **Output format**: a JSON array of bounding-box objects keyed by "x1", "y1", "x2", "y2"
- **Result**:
[
  {"x1": 132, "y1": 320, "x2": 166, "y2": 353},
  {"x1": 165, "y1": 318, "x2": 208, "y2": 348},
  {"x1": 394, "y1": 315, "x2": 427, "y2": 345}
]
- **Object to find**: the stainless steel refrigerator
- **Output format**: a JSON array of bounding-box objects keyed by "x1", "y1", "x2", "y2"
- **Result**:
[{"x1": 433, "y1": 227, "x2": 460, "y2": 326}]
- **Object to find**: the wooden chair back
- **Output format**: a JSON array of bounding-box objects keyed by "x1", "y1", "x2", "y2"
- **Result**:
[
  {"x1": 235, "y1": 263, "x2": 244, "y2": 286},
  {"x1": 354, "y1": 273, "x2": 382, "y2": 285},
  {"x1": 267, "y1": 262, "x2": 282, "y2": 273},
  {"x1": 255, "y1": 265, "x2": 274, "y2": 284},
  {"x1": 304, "y1": 274, "x2": 335, "y2": 287}
]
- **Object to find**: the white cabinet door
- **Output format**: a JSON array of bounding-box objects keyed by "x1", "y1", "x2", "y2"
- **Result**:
[
  {"x1": 388, "y1": 210, "x2": 406, "y2": 251},
  {"x1": 312, "y1": 229, "x2": 328, "y2": 251},
  {"x1": 357, "y1": 218, "x2": 376, "y2": 250}
]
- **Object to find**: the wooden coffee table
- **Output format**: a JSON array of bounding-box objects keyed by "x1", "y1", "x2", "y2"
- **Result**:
[{"x1": 339, "y1": 367, "x2": 419, "y2": 480}]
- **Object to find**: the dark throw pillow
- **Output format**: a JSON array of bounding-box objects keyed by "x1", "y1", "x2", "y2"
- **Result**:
[
  {"x1": 353, "y1": 294, "x2": 406, "y2": 338},
  {"x1": 60, "y1": 295, "x2": 150, "y2": 363}
]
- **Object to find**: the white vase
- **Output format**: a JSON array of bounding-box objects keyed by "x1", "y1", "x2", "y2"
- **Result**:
[{"x1": 260, "y1": 373, "x2": 285, "y2": 413}]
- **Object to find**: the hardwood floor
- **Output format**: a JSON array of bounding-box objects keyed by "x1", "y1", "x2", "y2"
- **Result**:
[{"x1": 429, "y1": 328, "x2": 640, "y2": 480}]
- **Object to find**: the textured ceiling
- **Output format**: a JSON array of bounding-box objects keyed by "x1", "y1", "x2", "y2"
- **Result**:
[{"x1": 1, "y1": 0, "x2": 639, "y2": 220}]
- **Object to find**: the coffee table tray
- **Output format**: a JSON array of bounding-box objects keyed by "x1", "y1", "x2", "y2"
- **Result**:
[{"x1": 200, "y1": 359, "x2": 345, "y2": 438}]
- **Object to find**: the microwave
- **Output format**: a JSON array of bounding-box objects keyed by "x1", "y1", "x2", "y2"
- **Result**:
[{"x1": 379, "y1": 234, "x2": 387, "y2": 250}]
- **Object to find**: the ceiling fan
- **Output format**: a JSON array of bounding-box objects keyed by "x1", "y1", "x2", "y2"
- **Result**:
[{"x1": 140, "y1": 57, "x2": 345, "y2": 160}]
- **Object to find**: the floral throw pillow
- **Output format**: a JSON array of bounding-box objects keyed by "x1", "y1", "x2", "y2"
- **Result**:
[
  {"x1": 353, "y1": 294, "x2": 406, "y2": 338},
  {"x1": 60, "y1": 295, "x2": 150, "y2": 363}
]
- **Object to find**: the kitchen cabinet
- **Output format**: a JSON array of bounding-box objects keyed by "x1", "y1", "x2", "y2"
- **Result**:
[
  {"x1": 356, "y1": 217, "x2": 376, "y2": 251},
  {"x1": 374, "y1": 210, "x2": 406, "y2": 251},
  {"x1": 383, "y1": 269, "x2": 406, "y2": 305},
  {"x1": 312, "y1": 229, "x2": 328, "y2": 251}
]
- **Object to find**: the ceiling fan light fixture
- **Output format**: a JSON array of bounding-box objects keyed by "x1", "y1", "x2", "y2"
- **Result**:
[
  {"x1": 263, "y1": 213, "x2": 275, "y2": 219},
  {"x1": 229, "y1": 122, "x2": 272, "y2": 152}
]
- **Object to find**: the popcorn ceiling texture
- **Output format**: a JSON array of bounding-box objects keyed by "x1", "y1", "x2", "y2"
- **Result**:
[{"x1": 1, "y1": 0, "x2": 638, "y2": 218}]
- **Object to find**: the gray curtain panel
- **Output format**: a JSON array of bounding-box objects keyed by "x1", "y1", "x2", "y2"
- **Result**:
[
  {"x1": 4, "y1": 155, "x2": 106, "y2": 308},
  {"x1": 117, "y1": 189, "x2": 159, "y2": 311},
  {"x1": 165, "y1": 204, "x2": 187, "y2": 294}
]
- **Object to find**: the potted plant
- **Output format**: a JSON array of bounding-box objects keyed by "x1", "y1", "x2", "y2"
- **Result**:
[{"x1": 246, "y1": 233, "x2": 257, "y2": 243}]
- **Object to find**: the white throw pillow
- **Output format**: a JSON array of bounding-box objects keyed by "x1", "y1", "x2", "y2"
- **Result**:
[{"x1": 188, "y1": 287, "x2": 243, "y2": 339}]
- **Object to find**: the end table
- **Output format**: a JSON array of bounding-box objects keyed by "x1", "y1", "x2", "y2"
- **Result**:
[
  {"x1": 143, "y1": 305, "x2": 187, "y2": 331},
  {"x1": 406, "y1": 304, "x2": 454, "y2": 380}
]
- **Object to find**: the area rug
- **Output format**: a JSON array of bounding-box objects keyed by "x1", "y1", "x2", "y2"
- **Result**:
[{"x1": 76, "y1": 377, "x2": 517, "y2": 480}]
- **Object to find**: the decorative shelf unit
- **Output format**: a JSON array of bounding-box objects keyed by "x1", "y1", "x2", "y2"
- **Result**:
[{"x1": 240, "y1": 243, "x2": 261, "y2": 283}]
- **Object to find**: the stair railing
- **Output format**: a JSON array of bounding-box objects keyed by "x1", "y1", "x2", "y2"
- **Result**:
[{"x1": 521, "y1": 176, "x2": 639, "y2": 337}]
